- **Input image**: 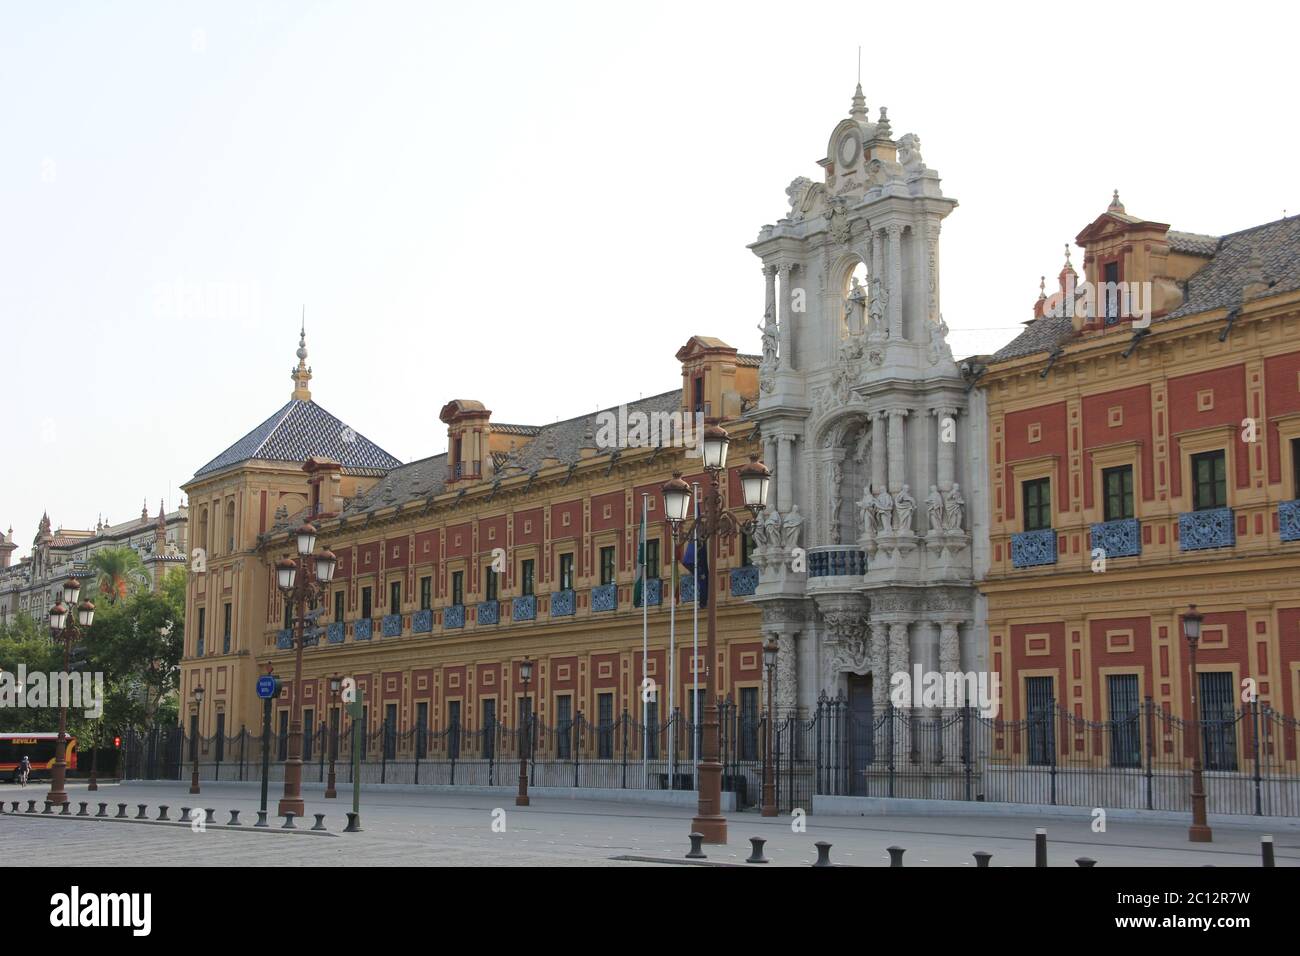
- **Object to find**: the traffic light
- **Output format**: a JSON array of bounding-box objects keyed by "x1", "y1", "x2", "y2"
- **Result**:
[{"x1": 113, "y1": 736, "x2": 122, "y2": 749}]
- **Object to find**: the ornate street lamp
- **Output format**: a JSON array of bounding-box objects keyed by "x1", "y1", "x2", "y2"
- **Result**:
[
  {"x1": 46, "y1": 578, "x2": 94, "y2": 806},
  {"x1": 189, "y1": 684, "x2": 205, "y2": 794},
  {"x1": 659, "y1": 435, "x2": 769, "y2": 844},
  {"x1": 1183, "y1": 604, "x2": 1212, "y2": 843},
  {"x1": 325, "y1": 673, "x2": 342, "y2": 799},
  {"x1": 762, "y1": 637, "x2": 779, "y2": 818},
  {"x1": 516, "y1": 657, "x2": 534, "y2": 807},
  {"x1": 275, "y1": 523, "x2": 337, "y2": 818}
]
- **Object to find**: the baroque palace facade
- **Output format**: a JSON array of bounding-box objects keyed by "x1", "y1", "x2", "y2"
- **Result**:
[
  {"x1": 979, "y1": 195, "x2": 1300, "y2": 733},
  {"x1": 180, "y1": 329, "x2": 766, "y2": 745}
]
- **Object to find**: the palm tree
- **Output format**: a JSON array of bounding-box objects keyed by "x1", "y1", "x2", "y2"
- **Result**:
[{"x1": 88, "y1": 546, "x2": 149, "y2": 604}]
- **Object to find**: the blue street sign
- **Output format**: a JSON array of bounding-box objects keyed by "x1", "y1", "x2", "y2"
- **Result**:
[{"x1": 256, "y1": 675, "x2": 279, "y2": 700}]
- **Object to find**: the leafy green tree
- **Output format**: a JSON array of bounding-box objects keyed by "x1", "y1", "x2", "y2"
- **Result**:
[
  {"x1": 87, "y1": 546, "x2": 149, "y2": 605},
  {"x1": 0, "y1": 613, "x2": 64, "y2": 733}
]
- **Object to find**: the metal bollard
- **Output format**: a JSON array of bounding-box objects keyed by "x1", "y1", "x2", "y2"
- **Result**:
[
  {"x1": 179, "y1": 807, "x2": 192, "y2": 822},
  {"x1": 813, "y1": 841, "x2": 833, "y2": 868},
  {"x1": 746, "y1": 836, "x2": 769, "y2": 864},
  {"x1": 205, "y1": 808, "x2": 216, "y2": 825},
  {"x1": 77, "y1": 802, "x2": 89, "y2": 817},
  {"x1": 344, "y1": 812, "x2": 361, "y2": 833},
  {"x1": 157, "y1": 806, "x2": 170, "y2": 821},
  {"x1": 1034, "y1": 828, "x2": 1047, "y2": 868},
  {"x1": 1261, "y1": 835, "x2": 1275, "y2": 868},
  {"x1": 116, "y1": 803, "x2": 128, "y2": 819},
  {"x1": 973, "y1": 850, "x2": 992, "y2": 868},
  {"x1": 281, "y1": 813, "x2": 297, "y2": 829},
  {"x1": 685, "y1": 832, "x2": 707, "y2": 859},
  {"x1": 227, "y1": 810, "x2": 242, "y2": 826},
  {"x1": 1076, "y1": 857, "x2": 1097, "y2": 868},
  {"x1": 311, "y1": 813, "x2": 327, "y2": 831},
  {"x1": 96, "y1": 803, "x2": 108, "y2": 818},
  {"x1": 43, "y1": 801, "x2": 54, "y2": 815},
  {"x1": 26, "y1": 800, "x2": 37, "y2": 813},
  {"x1": 135, "y1": 804, "x2": 148, "y2": 820},
  {"x1": 60, "y1": 802, "x2": 71, "y2": 816},
  {"x1": 10, "y1": 802, "x2": 18, "y2": 813},
  {"x1": 255, "y1": 810, "x2": 269, "y2": 828},
  {"x1": 887, "y1": 846, "x2": 905, "y2": 867}
]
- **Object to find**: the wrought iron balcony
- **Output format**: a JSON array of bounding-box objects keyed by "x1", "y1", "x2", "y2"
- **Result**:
[
  {"x1": 276, "y1": 629, "x2": 292, "y2": 649},
  {"x1": 1178, "y1": 507, "x2": 1235, "y2": 551},
  {"x1": 354, "y1": 618, "x2": 373, "y2": 641},
  {"x1": 412, "y1": 609, "x2": 433, "y2": 633},
  {"x1": 807, "y1": 546, "x2": 866, "y2": 578},
  {"x1": 477, "y1": 600, "x2": 500, "y2": 625},
  {"x1": 382, "y1": 613, "x2": 403, "y2": 637},
  {"x1": 1011, "y1": 529, "x2": 1057, "y2": 568},
  {"x1": 1280, "y1": 500, "x2": 1300, "y2": 542},
  {"x1": 512, "y1": 594, "x2": 537, "y2": 621},
  {"x1": 327, "y1": 621, "x2": 345, "y2": 644},
  {"x1": 444, "y1": 604, "x2": 465, "y2": 629},
  {"x1": 730, "y1": 565, "x2": 760, "y2": 596},
  {"x1": 679, "y1": 575, "x2": 695, "y2": 604},
  {"x1": 592, "y1": 583, "x2": 617, "y2": 612},
  {"x1": 634, "y1": 577, "x2": 662, "y2": 608},
  {"x1": 1089, "y1": 517, "x2": 1141, "y2": 559},
  {"x1": 551, "y1": 590, "x2": 575, "y2": 617}
]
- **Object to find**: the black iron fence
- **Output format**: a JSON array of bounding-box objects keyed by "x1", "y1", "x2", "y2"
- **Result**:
[{"x1": 120, "y1": 694, "x2": 1300, "y2": 817}]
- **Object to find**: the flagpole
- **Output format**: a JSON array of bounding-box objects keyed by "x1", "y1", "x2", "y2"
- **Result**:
[
  {"x1": 668, "y1": 522, "x2": 676, "y2": 790},
  {"x1": 692, "y1": 481, "x2": 700, "y2": 776},
  {"x1": 641, "y1": 493, "x2": 648, "y2": 790}
]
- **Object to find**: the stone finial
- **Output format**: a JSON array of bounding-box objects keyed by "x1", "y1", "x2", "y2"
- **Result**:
[
  {"x1": 874, "y1": 106, "x2": 891, "y2": 138},
  {"x1": 141, "y1": 499, "x2": 149, "y2": 522},
  {"x1": 291, "y1": 312, "x2": 313, "y2": 401},
  {"x1": 1109, "y1": 189, "x2": 1125, "y2": 214},
  {"x1": 849, "y1": 82, "x2": 868, "y2": 122}
]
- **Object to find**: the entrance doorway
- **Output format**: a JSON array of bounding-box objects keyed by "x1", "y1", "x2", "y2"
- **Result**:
[{"x1": 847, "y1": 674, "x2": 874, "y2": 795}]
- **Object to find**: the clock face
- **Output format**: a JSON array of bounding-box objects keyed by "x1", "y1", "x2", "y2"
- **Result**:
[{"x1": 838, "y1": 131, "x2": 860, "y2": 168}]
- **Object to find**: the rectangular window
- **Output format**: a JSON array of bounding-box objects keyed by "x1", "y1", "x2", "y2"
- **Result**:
[
  {"x1": 556, "y1": 695, "x2": 572, "y2": 759},
  {"x1": 215, "y1": 713, "x2": 225, "y2": 762},
  {"x1": 521, "y1": 559, "x2": 535, "y2": 597},
  {"x1": 1199, "y1": 671, "x2": 1238, "y2": 771},
  {"x1": 334, "y1": 589, "x2": 345, "y2": 621},
  {"x1": 645, "y1": 539, "x2": 660, "y2": 579},
  {"x1": 559, "y1": 553, "x2": 574, "y2": 591},
  {"x1": 416, "y1": 702, "x2": 429, "y2": 759},
  {"x1": 1102, "y1": 260, "x2": 1122, "y2": 323},
  {"x1": 384, "y1": 703, "x2": 397, "y2": 759},
  {"x1": 196, "y1": 607, "x2": 205, "y2": 656},
  {"x1": 389, "y1": 580, "x2": 401, "y2": 615},
  {"x1": 303, "y1": 708, "x2": 314, "y2": 762},
  {"x1": 597, "y1": 693, "x2": 614, "y2": 759},
  {"x1": 645, "y1": 699, "x2": 659, "y2": 759},
  {"x1": 1025, "y1": 676, "x2": 1055, "y2": 766},
  {"x1": 1191, "y1": 450, "x2": 1227, "y2": 511},
  {"x1": 739, "y1": 686, "x2": 759, "y2": 761},
  {"x1": 1102, "y1": 465, "x2": 1134, "y2": 522},
  {"x1": 600, "y1": 546, "x2": 616, "y2": 586},
  {"x1": 419, "y1": 576, "x2": 431, "y2": 611},
  {"x1": 451, "y1": 571, "x2": 464, "y2": 606},
  {"x1": 1022, "y1": 478, "x2": 1052, "y2": 532},
  {"x1": 1291, "y1": 437, "x2": 1300, "y2": 499},
  {"x1": 484, "y1": 566, "x2": 497, "y2": 602},
  {"x1": 1107, "y1": 674, "x2": 1141, "y2": 768},
  {"x1": 361, "y1": 586, "x2": 372, "y2": 620},
  {"x1": 284, "y1": 602, "x2": 292, "y2": 631},
  {"x1": 447, "y1": 701, "x2": 461, "y2": 760},
  {"x1": 740, "y1": 533, "x2": 754, "y2": 568},
  {"x1": 481, "y1": 700, "x2": 496, "y2": 759},
  {"x1": 223, "y1": 603, "x2": 232, "y2": 654}
]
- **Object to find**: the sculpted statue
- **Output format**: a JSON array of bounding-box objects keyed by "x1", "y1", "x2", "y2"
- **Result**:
[
  {"x1": 894, "y1": 484, "x2": 916, "y2": 533},
  {"x1": 764, "y1": 507, "x2": 783, "y2": 546},
  {"x1": 852, "y1": 427, "x2": 870, "y2": 464},
  {"x1": 868, "y1": 276, "x2": 888, "y2": 340},
  {"x1": 844, "y1": 275, "x2": 867, "y2": 335},
  {"x1": 757, "y1": 313, "x2": 778, "y2": 366},
  {"x1": 780, "y1": 505, "x2": 803, "y2": 551},
  {"x1": 926, "y1": 485, "x2": 944, "y2": 531},
  {"x1": 857, "y1": 486, "x2": 876, "y2": 537},
  {"x1": 943, "y1": 483, "x2": 966, "y2": 532},
  {"x1": 875, "y1": 486, "x2": 895, "y2": 533},
  {"x1": 785, "y1": 176, "x2": 814, "y2": 220},
  {"x1": 897, "y1": 133, "x2": 924, "y2": 172}
]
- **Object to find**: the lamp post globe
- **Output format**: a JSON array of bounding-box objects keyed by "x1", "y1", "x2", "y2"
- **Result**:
[
  {"x1": 739, "y1": 455, "x2": 772, "y2": 514},
  {"x1": 701, "y1": 424, "x2": 730, "y2": 471}
]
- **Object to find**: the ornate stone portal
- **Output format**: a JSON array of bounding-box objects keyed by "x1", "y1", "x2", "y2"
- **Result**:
[{"x1": 746, "y1": 85, "x2": 988, "y2": 718}]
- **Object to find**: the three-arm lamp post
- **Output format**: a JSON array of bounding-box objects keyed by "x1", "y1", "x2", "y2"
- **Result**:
[
  {"x1": 516, "y1": 657, "x2": 533, "y2": 807},
  {"x1": 1183, "y1": 604, "x2": 1213, "y2": 843},
  {"x1": 189, "y1": 684, "x2": 205, "y2": 794},
  {"x1": 325, "y1": 673, "x2": 342, "y2": 799},
  {"x1": 762, "y1": 637, "x2": 779, "y2": 818},
  {"x1": 660, "y1": 429, "x2": 770, "y2": 844},
  {"x1": 274, "y1": 523, "x2": 338, "y2": 818},
  {"x1": 47, "y1": 577, "x2": 95, "y2": 806}
]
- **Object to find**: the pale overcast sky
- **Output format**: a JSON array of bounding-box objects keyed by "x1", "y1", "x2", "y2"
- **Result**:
[{"x1": 1, "y1": 0, "x2": 1294, "y2": 556}]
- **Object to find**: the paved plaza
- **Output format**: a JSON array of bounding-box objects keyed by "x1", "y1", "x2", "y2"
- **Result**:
[{"x1": 1, "y1": 781, "x2": 1294, "y2": 867}]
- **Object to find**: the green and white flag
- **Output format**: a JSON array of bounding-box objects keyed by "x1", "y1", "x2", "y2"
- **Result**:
[{"x1": 633, "y1": 505, "x2": 646, "y2": 606}]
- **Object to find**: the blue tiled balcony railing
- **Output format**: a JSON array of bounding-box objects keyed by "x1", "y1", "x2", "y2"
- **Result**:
[
  {"x1": 512, "y1": 595, "x2": 537, "y2": 621},
  {"x1": 634, "y1": 577, "x2": 662, "y2": 608},
  {"x1": 382, "y1": 613, "x2": 403, "y2": 638},
  {"x1": 327, "y1": 621, "x2": 345, "y2": 644},
  {"x1": 730, "y1": 565, "x2": 760, "y2": 596},
  {"x1": 1089, "y1": 518, "x2": 1141, "y2": 559},
  {"x1": 444, "y1": 605, "x2": 465, "y2": 629},
  {"x1": 808, "y1": 547, "x2": 866, "y2": 578},
  {"x1": 1179, "y1": 508, "x2": 1235, "y2": 551},
  {"x1": 1011, "y1": 529, "x2": 1057, "y2": 568},
  {"x1": 551, "y1": 590, "x2": 575, "y2": 617},
  {"x1": 276, "y1": 629, "x2": 292, "y2": 649},
  {"x1": 354, "y1": 618, "x2": 373, "y2": 641},
  {"x1": 1280, "y1": 500, "x2": 1300, "y2": 542},
  {"x1": 412, "y1": 608, "x2": 433, "y2": 633},
  {"x1": 679, "y1": 575, "x2": 695, "y2": 604},
  {"x1": 592, "y1": 583, "x2": 617, "y2": 612},
  {"x1": 477, "y1": 601, "x2": 500, "y2": 625}
]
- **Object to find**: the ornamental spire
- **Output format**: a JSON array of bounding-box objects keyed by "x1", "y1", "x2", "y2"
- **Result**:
[
  {"x1": 850, "y1": 82, "x2": 868, "y2": 122},
  {"x1": 291, "y1": 308, "x2": 313, "y2": 401}
]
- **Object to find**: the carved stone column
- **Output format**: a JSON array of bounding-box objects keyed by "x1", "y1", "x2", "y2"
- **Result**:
[
  {"x1": 777, "y1": 264, "x2": 795, "y2": 370},
  {"x1": 886, "y1": 224, "x2": 904, "y2": 340},
  {"x1": 886, "y1": 407, "x2": 909, "y2": 493},
  {"x1": 887, "y1": 622, "x2": 911, "y2": 761},
  {"x1": 776, "y1": 631, "x2": 797, "y2": 715},
  {"x1": 868, "y1": 622, "x2": 889, "y2": 695},
  {"x1": 776, "y1": 433, "x2": 795, "y2": 514},
  {"x1": 932, "y1": 406, "x2": 959, "y2": 491},
  {"x1": 938, "y1": 621, "x2": 962, "y2": 679},
  {"x1": 869, "y1": 412, "x2": 887, "y2": 495}
]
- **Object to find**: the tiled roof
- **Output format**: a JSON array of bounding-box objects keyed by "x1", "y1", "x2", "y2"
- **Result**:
[
  {"x1": 990, "y1": 216, "x2": 1300, "y2": 363},
  {"x1": 193, "y1": 400, "x2": 402, "y2": 480}
]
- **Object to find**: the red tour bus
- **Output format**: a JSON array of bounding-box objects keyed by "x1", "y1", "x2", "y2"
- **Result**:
[{"x1": 0, "y1": 733, "x2": 77, "y2": 782}]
